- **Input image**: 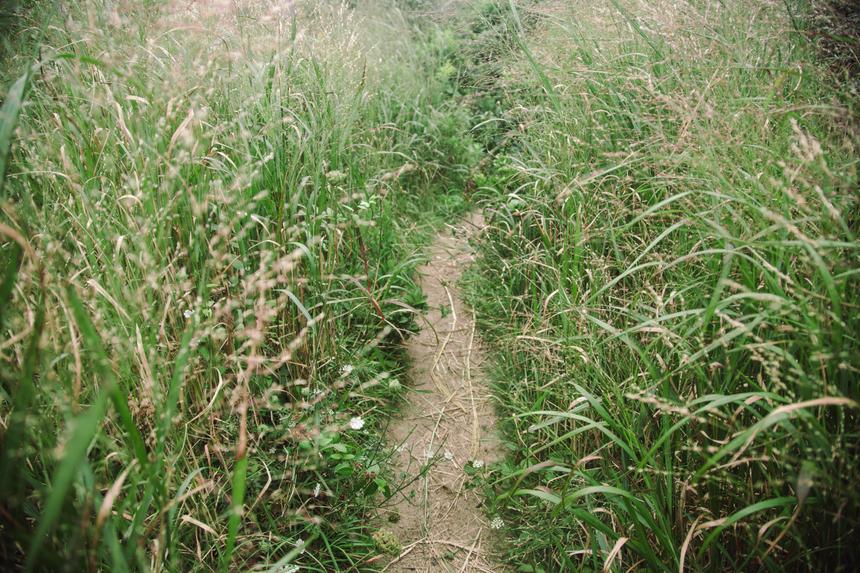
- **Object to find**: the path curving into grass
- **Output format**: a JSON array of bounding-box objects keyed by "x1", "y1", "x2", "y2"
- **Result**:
[{"x1": 382, "y1": 211, "x2": 504, "y2": 572}]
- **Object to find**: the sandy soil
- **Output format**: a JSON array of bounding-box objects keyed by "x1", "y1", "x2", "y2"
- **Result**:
[{"x1": 381, "y1": 212, "x2": 505, "y2": 573}]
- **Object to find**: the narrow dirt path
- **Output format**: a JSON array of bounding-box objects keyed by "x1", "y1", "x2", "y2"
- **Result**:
[{"x1": 382, "y1": 212, "x2": 504, "y2": 573}]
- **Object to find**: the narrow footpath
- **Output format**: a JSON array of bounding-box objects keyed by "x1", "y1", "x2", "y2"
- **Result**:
[{"x1": 382, "y1": 212, "x2": 504, "y2": 573}]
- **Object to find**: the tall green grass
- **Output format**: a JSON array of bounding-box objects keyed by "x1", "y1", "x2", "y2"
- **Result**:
[
  {"x1": 0, "y1": 1, "x2": 477, "y2": 570},
  {"x1": 4, "y1": 0, "x2": 858, "y2": 570},
  {"x1": 466, "y1": 0, "x2": 860, "y2": 571}
]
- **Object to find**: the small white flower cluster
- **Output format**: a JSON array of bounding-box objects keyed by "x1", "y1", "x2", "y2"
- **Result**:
[
  {"x1": 443, "y1": 450, "x2": 454, "y2": 462},
  {"x1": 349, "y1": 416, "x2": 365, "y2": 430},
  {"x1": 472, "y1": 459, "x2": 484, "y2": 469},
  {"x1": 183, "y1": 309, "x2": 194, "y2": 319},
  {"x1": 282, "y1": 565, "x2": 299, "y2": 573},
  {"x1": 490, "y1": 516, "x2": 504, "y2": 530},
  {"x1": 341, "y1": 364, "x2": 354, "y2": 376}
]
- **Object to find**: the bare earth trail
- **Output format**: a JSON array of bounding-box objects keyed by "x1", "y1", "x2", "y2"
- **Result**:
[{"x1": 381, "y1": 212, "x2": 505, "y2": 573}]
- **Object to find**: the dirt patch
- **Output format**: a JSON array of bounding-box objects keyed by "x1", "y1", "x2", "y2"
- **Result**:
[{"x1": 381, "y1": 212, "x2": 504, "y2": 573}]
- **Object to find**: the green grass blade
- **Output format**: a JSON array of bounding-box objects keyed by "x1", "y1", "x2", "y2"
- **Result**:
[
  {"x1": 0, "y1": 242, "x2": 22, "y2": 331},
  {"x1": 24, "y1": 384, "x2": 108, "y2": 571},
  {"x1": 698, "y1": 496, "x2": 797, "y2": 555},
  {"x1": 0, "y1": 69, "x2": 31, "y2": 198}
]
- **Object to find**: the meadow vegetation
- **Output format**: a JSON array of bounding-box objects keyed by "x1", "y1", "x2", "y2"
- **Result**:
[
  {"x1": 0, "y1": 1, "x2": 476, "y2": 570},
  {"x1": 464, "y1": 1, "x2": 860, "y2": 571},
  {"x1": 1, "y1": 0, "x2": 858, "y2": 572}
]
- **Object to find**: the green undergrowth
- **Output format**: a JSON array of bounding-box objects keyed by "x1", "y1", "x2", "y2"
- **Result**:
[
  {"x1": 0, "y1": 1, "x2": 479, "y2": 571},
  {"x1": 464, "y1": 0, "x2": 860, "y2": 571}
]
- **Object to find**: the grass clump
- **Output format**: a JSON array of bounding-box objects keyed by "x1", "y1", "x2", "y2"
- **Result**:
[
  {"x1": 0, "y1": 1, "x2": 478, "y2": 571},
  {"x1": 465, "y1": 0, "x2": 860, "y2": 571}
]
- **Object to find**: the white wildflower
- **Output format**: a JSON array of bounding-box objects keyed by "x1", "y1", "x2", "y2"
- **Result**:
[
  {"x1": 443, "y1": 450, "x2": 454, "y2": 462},
  {"x1": 341, "y1": 364, "x2": 354, "y2": 377},
  {"x1": 472, "y1": 459, "x2": 484, "y2": 469},
  {"x1": 295, "y1": 539, "x2": 306, "y2": 554},
  {"x1": 183, "y1": 309, "x2": 194, "y2": 319},
  {"x1": 490, "y1": 516, "x2": 504, "y2": 530},
  {"x1": 388, "y1": 378, "x2": 401, "y2": 391},
  {"x1": 349, "y1": 416, "x2": 365, "y2": 430}
]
